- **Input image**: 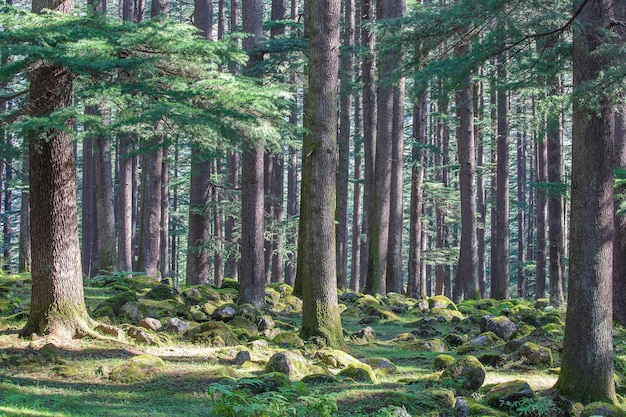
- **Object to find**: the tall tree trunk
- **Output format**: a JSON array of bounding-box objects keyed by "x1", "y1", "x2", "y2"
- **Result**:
[
  {"x1": 386, "y1": 0, "x2": 406, "y2": 294},
  {"x1": 117, "y1": 136, "x2": 133, "y2": 272},
  {"x1": 455, "y1": 43, "x2": 479, "y2": 301},
  {"x1": 516, "y1": 126, "x2": 527, "y2": 297},
  {"x1": 93, "y1": 115, "x2": 117, "y2": 274},
  {"x1": 3, "y1": 147, "x2": 11, "y2": 272},
  {"x1": 285, "y1": 115, "x2": 298, "y2": 287},
  {"x1": 213, "y1": 158, "x2": 224, "y2": 287},
  {"x1": 298, "y1": 0, "x2": 344, "y2": 347},
  {"x1": 614, "y1": 0, "x2": 626, "y2": 327},
  {"x1": 359, "y1": 0, "x2": 376, "y2": 290},
  {"x1": 239, "y1": 0, "x2": 266, "y2": 307},
  {"x1": 491, "y1": 54, "x2": 510, "y2": 300},
  {"x1": 434, "y1": 86, "x2": 449, "y2": 296},
  {"x1": 535, "y1": 129, "x2": 547, "y2": 299},
  {"x1": 21, "y1": 0, "x2": 93, "y2": 339},
  {"x1": 137, "y1": 146, "x2": 162, "y2": 278},
  {"x1": 407, "y1": 84, "x2": 426, "y2": 299},
  {"x1": 547, "y1": 77, "x2": 565, "y2": 307},
  {"x1": 160, "y1": 147, "x2": 169, "y2": 278},
  {"x1": 171, "y1": 140, "x2": 179, "y2": 279},
  {"x1": 555, "y1": 0, "x2": 616, "y2": 403},
  {"x1": 336, "y1": 0, "x2": 353, "y2": 290},
  {"x1": 18, "y1": 145, "x2": 31, "y2": 273},
  {"x1": 81, "y1": 126, "x2": 97, "y2": 277},
  {"x1": 475, "y1": 74, "x2": 487, "y2": 298}
]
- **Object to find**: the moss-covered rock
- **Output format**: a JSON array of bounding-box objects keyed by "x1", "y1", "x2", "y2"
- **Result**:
[
  {"x1": 337, "y1": 362, "x2": 378, "y2": 384},
  {"x1": 228, "y1": 316, "x2": 259, "y2": 336},
  {"x1": 94, "y1": 291, "x2": 138, "y2": 317},
  {"x1": 485, "y1": 380, "x2": 534, "y2": 408},
  {"x1": 185, "y1": 321, "x2": 240, "y2": 346},
  {"x1": 109, "y1": 354, "x2": 165, "y2": 383},
  {"x1": 581, "y1": 402, "x2": 626, "y2": 417},
  {"x1": 272, "y1": 331, "x2": 305, "y2": 349},
  {"x1": 314, "y1": 348, "x2": 359, "y2": 369},
  {"x1": 301, "y1": 373, "x2": 339, "y2": 384},
  {"x1": 458, "y1": 332, "x2": 501, "y2": 354},
  {"x1": 429, "y1": 308, "x2": 464, "y2": 322},
  {"x1": 220, "y1": 277, "x2": 239, "y2": 290},
  {"x1": 407, "y1": 338, "x2": 447, "y2": 353},
  {"x1": 351, "y1": 326, "x2": 376, "y2": 344},
  {"x1": 512, "y1": 324, "x2": 535, "y2": 339},
  {"x1": 477, "y1": 352, "x2": 507, "y2": 368},
  {"x1": 361, "y1": 357, "x2": 397, "y2": 374},
  {"x1": 518, "y1": 342, "x2": 552, "y2": 366},
  {"x1": 265, "y1": 350, "x2": 311, "y2": 380},
  {"x1": 433, "y1": 354, "x2": 456, "y2": 370},
  {"x1": 145, "y1": 284, "x2": 180, "y2": 301},
  {"x1": 440, "y1": 355, "x2": 486, "y2": 394},
  {"x1": 355, "y1": 294, "x2": 382, "y2": 309},
  {"x1": 481, "y1": 316, "x2": 517, "y2": 340},
  {"x1": 54, "y1": 364, "x2": 78, "y2": 378},
  {"x1": 428, "y1": 295, "x2": 457, "y2": 310}
]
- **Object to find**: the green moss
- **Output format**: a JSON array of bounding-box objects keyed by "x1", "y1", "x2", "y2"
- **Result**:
[
  {"x1": 428, "y1": 295, "x2": 457, "y2": 310},
  {"x1": 337, "y1": 362, "x2": 378, "y2": 384},
  {"x1": 433, "y1": 354, "x2": 456, "y2": 370}
]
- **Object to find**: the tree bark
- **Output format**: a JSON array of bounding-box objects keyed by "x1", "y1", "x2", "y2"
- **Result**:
[
  {"x1": 213, "y1": 158, "x2": 224, "y2": 287},
  {"x1": 81, "y1": 124, "x2": 97, "y2": 277},
  {"x1": 137, "y1": 146, "x2": 162, "y2": 278},
  {"x1": 298, "y1": 0, "x2": 344, "y2": 347},
  {"x1": 21, "y1": 0, "x2": 93, "y2": 339},
  {"x1": 455, "y1": 44, "x2": 479, "y2": 301},
  {"x1": 93, "y1": 112, "x2": 117, "y2": 274},
  {"x1": 359, "y1": 0, "x2": 376, "y2": 290},
  {"x1": 18, "y1": 145, "x2": 31, "y2": 273},
  {"x1": 491, "y1": 54, "x2": 510, "y2": 300},
  {"x1": 547, "y1": 76, "x2": 565, "y2": 307},
  {"x1": 536, "y1": 110, "x2": 548, "y2": 299},
  {"x1": 239, "y1": 0, "x2": 266, "y2": 307},
  {"x1": 516, "y1": 126, "x2": 527, "y2": 298},
  {"x1": 555, "y1": 0, "x2": 616, "y2": 403},
  {"x1": 336, "y1": 0, "x2": 354, "y2": 290}
]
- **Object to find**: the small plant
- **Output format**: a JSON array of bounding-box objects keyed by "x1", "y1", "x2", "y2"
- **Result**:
[
  {"x1": 501, "y1": 396, "x2": 558, "y2": 417},
  {"x1": 207, "y1": 381, "x2": 338, "y2": 417}
]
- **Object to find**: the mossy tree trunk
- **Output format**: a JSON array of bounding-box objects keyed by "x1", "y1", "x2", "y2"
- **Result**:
[
  {"x1": 21, "y1": 0, "x2": 94, "y2": 340},
  {"x1": 297, "y1": 0, "x2": 344, "y2": 348},
  {"x1": 555, "y1": 0, "x2": 617, "y2": 404}
]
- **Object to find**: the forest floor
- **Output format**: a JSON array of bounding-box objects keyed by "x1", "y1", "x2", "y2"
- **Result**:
[{"x1": 0, "y1": 273, "x2": 624, "y2": 417}]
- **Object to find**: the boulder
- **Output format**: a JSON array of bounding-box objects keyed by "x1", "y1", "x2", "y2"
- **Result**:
[
  {"x1": 109, "y1": 354, "x2": 165, "y2": 383},
  {"x1": 440, "y1": 355, "x2": 486, "y2": 394},
  {"x1": 145, "y1": 284, "x2": 180, "y2": 301},
  {"x1": 434, "y1": 354, "x2": 456, "y2": 371},
  {"x1": 430, "y1": 308, "x2": 464, "y2": 322},
  {"x1": 360, "y1": 357, "x2": 396, "y2": 374},
  {"x1": 211, "y1": 305, "x2": 237, "y2": 322},
  {"x1": 138, "y1": 317, "x2": 162, "y2": 331},
  {"x1": 94, "y1": 291, "x2": 138, "y2": 317},
  {"x1": 272, "y1": 331, "x2": 305, "y2": 349},
  {"x1": 233, "y1": 350, "x2": 251, "y2": 365},
  {"x1": 458, "y1": 332, "x2": 501, "y2": 354},
  {"x1": 581, "y1": 402, "x2": 626, "y2": 417},
  {"x1": 428, "y1": 295, "x2": 457, "y2": 310},
  {"x1": 165, "y1": 317, "x2": 190, "y2": 334},
  {"x1": 257, "y1": 315, "x2": 276, "y2": 331},
  {"x1": 185, "y1": 321, "x2": 239, "y2": 346},
  {"x1": 519, "y1": 342, "x2": 552, "y2": 366},
  {"x1": 265, "y1": 350, "x2": 310, "y2": 379},
  {"x1": 481, "y1": 316, "x2": 517, "y2": 340},
  {"x1": 337, "y1": 362, "x2": 377, "y2": 384},
  {"x1": 125, "y1": 326, "x2": 161, "y2": 346},
  {"x1": 351, "y1": 326, "x2": 376, "y2": 344},
  {"x1": 314, "y1": 348, "x2": 359, "y2": 369},
  {"x1": 485, "y1": 380, "x2": 534, "y2": 408}
]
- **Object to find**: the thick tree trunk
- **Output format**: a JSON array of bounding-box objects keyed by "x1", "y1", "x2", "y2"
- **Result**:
[
  {"x1": 93, "y1": 115, "x2": 117, "y2": 274},
  {"x1": 475, "y1": 75, "x2": 487, "y2": 298},
  {"x1": 455, "y1": 50, "x2": 479, "y2": 301},
  {"x1": 434, "y1": 87, "x2": 449, "y2": 295},
  {"x1": 117, "y1": 136, "x2": 133, "y2": 272},
  {"x1": 239, "y1": 0, "x2": 266, "y2": 307},
  {"x1": 22, "y1": 0, "x2": 93, "y2": 339},
  {"x1": 225, "y1": 151, "x2": 240, "y2": 279},
  {"x1": 137, "y1": 147, "x2": 162, "y2": 278},
  {"x1": 298, "y1": 0, "x2": 344, "y2": 347},
  {"x1": 555, "y1": 0, "x2": 616, "y2": 403},
  {"x1": 186, "y1": 148, "x2": 212, "y2": 285},
  {"x1": 160, "y1": 147, "x2": 169, "y2": 279}
]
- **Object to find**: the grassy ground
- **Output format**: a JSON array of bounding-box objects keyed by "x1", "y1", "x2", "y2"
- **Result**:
[{"x1": 0, "y1": 273, "x2": 618, "y2": 417}]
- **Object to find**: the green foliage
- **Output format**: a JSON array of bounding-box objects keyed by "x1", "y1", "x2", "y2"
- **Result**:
[
  {"x1": 500, "y1": 396, "x2": 558, "y2": 417},
  {"x1": 207, "y1": 381, "x2": 338, "y2": 417},
  {"x1": 0, "y1": 5, "x2": 292, "y2": 150}
]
